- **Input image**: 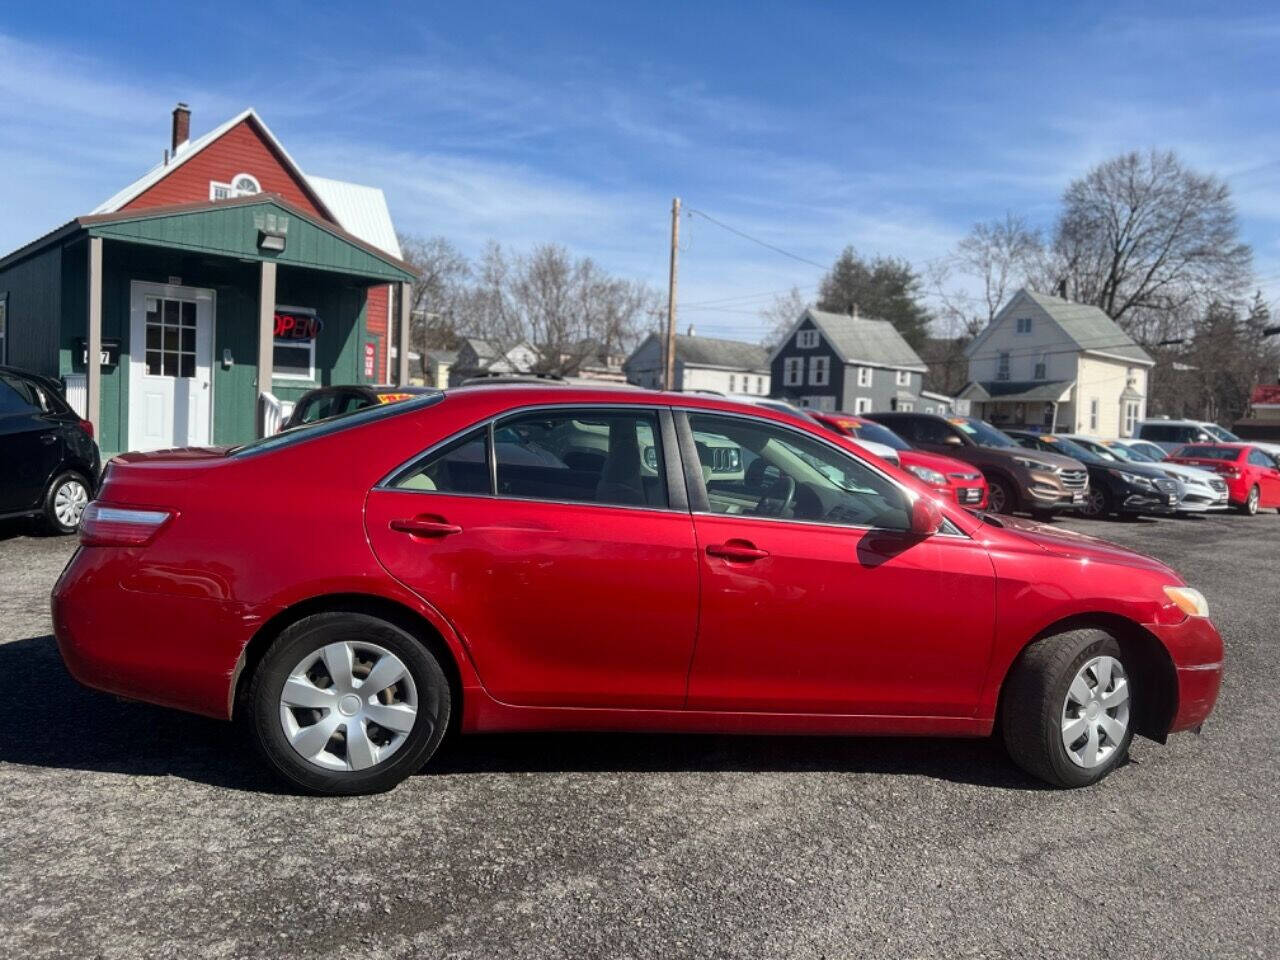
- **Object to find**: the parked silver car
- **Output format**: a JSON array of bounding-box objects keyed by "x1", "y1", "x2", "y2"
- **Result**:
[{"x1": 1093, "y1": 438, "x2": 1229, "y2": 512}]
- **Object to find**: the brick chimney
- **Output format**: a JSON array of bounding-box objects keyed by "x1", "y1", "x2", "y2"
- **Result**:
[{"x1": 171, "y1": 102, "x2": 191, "y2": 153}]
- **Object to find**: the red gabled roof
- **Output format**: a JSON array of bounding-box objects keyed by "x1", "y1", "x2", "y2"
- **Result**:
[{"x1": 1251, "y1": 385, "x2": 1280, "y2": 406}]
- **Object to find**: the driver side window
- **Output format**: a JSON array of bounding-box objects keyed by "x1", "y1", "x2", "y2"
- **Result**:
[{"x1": 687, "y1": 413, "x2": 910, "y2": 531}]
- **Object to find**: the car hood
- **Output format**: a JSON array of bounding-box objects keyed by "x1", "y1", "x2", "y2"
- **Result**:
[
  {"x1": 1154, "y1": 461, "x2": 1219, "y2": 484},
  {"x1": 988, "y1": 446, "x2": 1084, "y2": 470},
  {"x1": 1094, "y1": 459, "x2": 1172, "y2": 480},
  {"x1": 899, "y1": 449, "x2": 981, "y2": 477},
  {"x1": 985, "y1": 513, "x2": 1176, "y2": 576}
]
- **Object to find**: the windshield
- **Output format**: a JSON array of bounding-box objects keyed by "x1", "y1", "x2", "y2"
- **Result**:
[
  {"x1": 848, "y1": 420, "x2": 910, "y2": 451},
  {"x1": 951, "y1": 416, "x2": 1016, "y2": 448},
  {"x1": 1028, "y1": 434, "x2": 1101, "y2": 463},
  {"x1": 232, "y1": 391, "x2": 445, "y2": 457},
  {"x1": 1102, "y1": 442, "x2": 1144, "y2": 462},
  {"x1": 1065, "y1": 436, "x2": 1120, "y2": 461}
]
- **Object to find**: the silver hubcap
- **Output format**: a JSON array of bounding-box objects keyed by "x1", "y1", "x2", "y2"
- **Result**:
[
  {"x1": 1061, "y1": 655, "x2": 1130, "y2": 769},
  {"x1": 1248, "y1": 489, "x2": 1259, "y2": 513},
  {"x1": 54, "y1": 479, "x2": 89, "y2": 528},
  {"x1": 279, "y1": 641, "x2": 418, "y2": 772}
]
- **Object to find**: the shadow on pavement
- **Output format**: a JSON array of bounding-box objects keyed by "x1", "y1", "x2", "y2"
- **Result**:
[{"x1": 1, "y1": 634, "x2": 1045, "y2": 792}]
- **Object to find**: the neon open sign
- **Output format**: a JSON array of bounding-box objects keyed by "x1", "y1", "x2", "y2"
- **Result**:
[{"x1": 274, "y1": 310, "x2": 323, "y2": 340}]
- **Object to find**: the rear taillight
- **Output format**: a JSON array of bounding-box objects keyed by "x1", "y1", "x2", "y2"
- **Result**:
[
  {"x1": 77, "y1": 419, "x2": 94, "y2": 440},
  {"x1": 79, "y1": 504, "x2": 173, "y2": 547},
  {"x1": 1216, "y1": 465, "x2": 1240, "y2": 478}
]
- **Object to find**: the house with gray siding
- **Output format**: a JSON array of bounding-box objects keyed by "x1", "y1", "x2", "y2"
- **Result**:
[
  {"x1": 624, "y1": 331, "x2": 770, "y2": 394},
  {"x1": 769, "y1": 308, "x2": 927, "y2": 413}
]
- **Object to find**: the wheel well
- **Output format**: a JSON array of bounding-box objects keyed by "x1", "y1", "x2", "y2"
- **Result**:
[
  {"x1": 1002, "y1": 613, "x2": 1178, "y2": 743},
  {"x1": 231, "y1": 593, "x2": 463, "y2": 733}
]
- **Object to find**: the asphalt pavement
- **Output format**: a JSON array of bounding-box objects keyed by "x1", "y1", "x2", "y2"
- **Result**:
[{"x1": 1, "y1": 510, "x2": 1276, "y2": 959}]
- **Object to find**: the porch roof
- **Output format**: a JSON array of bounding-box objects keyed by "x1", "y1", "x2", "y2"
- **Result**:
[
  {"x1": 0, "y1": 194, "x2": 418, "y2": 284},
  {"x1": 960, "y1": 379, "x2": 1074, "y2": 403}
]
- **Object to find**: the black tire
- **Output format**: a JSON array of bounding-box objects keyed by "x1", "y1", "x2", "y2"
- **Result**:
[
  {"x1": 1240, "y1": 485, "x2": 1260, "y2": 515},
  {"x1": 1078, "y1": 484, "x2": 1112, "y2": 519},
  {"x1": 247, "y1": 612, "x2": 451, "y2": 795},
  {"x1": 987, "y1": 475, "x2": 1018, "y2": 515},
  {"x1": 41, "y1": 470, "x2": 91, "y2": 535},
  {"x1": 1001, "y1": 629, "x2": 1134, "y2": 788}
]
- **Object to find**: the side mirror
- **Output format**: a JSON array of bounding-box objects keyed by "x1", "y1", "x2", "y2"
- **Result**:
[{"x1": 909, "y1": 494, "x2": 944, "y2": 537}]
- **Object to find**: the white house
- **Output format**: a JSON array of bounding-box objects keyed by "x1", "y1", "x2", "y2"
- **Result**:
[
  {"x1": 960, "y1": 288, "x2": 1154, "y2": 437},
  {"x1": 624, "y1": 331, "x2": 770, "y2": 394}
]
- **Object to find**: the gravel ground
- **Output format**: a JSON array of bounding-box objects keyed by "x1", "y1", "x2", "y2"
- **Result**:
[{"x1": 1, "y1": 510, "x2": 1277, "y2": 959}]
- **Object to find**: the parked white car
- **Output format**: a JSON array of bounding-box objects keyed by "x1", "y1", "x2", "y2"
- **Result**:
[
  {"x1": 1098, "y1": 438, "x2": 1229, "y2": 512},
  {"x1": 1137, "y1": 418, "x2": 1280, "y2": 459}
]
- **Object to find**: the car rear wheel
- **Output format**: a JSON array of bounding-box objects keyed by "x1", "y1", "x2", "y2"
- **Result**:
[
  {"x1": 42, "y1": 471, "x2": 91, "y2": 534},
  {"x1": 1001, "y1": 629, "x2": 1133, "y2": 788},
  {"x1": 986, "y1": 476, "x2": 1017, "y2": 515},
  {"x1": 1241, "y1": 485, "x2": 1260, "y2": 515},
  {"x1": 247, "y1": 612, "x2": 451, "y2": 795}
]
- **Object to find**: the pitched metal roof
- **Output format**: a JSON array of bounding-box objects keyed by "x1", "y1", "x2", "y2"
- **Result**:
[
  {"x1": 672, "y1": 333, "x2": 770, "y2": 371},
  {"x1": 306, "y1": 176, "x2": 401, "y2": 258},
  {"x1": 1020, "y1": 289, "x2": 1153, "y2": 364},
  {"x1": 801, "y1": 309, "x2": 926, "y2": 371}
]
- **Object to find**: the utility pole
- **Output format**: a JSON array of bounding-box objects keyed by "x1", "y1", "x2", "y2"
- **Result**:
[{"x1": 663, "y1": 197, "x2": 680, "y2": 390}]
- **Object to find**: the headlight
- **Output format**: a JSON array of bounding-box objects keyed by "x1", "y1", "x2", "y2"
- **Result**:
[
  {"x1": 1013, "y1": 456, "x2": 1055, "y2": 473},
  {"x1": 905, "y1": 464, "x2": 947, "y2": 486},
  {"x1": 1116, "y1": 470, "x2": 1154, "y2": 490},
  {"x1": 1164, "y1": 585, "x2": 1209, "y2": 618}
]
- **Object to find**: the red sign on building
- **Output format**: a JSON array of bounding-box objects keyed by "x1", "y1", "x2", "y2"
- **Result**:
[{"x1": 364, "y1": 341, "x2": 377, "y2": 379}]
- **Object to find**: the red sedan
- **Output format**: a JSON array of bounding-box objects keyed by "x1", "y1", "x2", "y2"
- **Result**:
[
  {"x1": 55, "y1": 387, "x2": 1221, "y2": 794},
  {"x1": 1167, "y1": 443, "x2": 1280, "y2": 515},
  {"x1": 808, "y1": 411, "x2": 988, "y2": 508}
]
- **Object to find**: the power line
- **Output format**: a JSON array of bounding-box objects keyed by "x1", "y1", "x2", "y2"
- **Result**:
[
  {"x1": 680, "y1": 282, "x2": 821, "y2": 309},
  {"x1": 685, "y1": 208, "x2": 831, "y2": 272}
]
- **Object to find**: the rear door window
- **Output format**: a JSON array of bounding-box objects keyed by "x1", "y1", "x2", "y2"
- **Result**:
[
  {"x1": 392, "y1": 427, "x2": 491, "y2": 494},
  {"x1": 1248, "y1": 449, "x2": 1276, "y2": 468},
  {"x1": 0, "y1": 374, "x2": 43, "y2": 415},
  {"x1": 493, "y1": 409, "x2": 668, "y2": 508}
]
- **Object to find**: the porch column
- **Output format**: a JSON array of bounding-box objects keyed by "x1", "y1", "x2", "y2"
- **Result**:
[
  {"x1": 256, "y1": 261, "x2": 277, "y2": 437},
  {"x1": 85, "y1": 237, "x2": 103, "y2": 433},
  {"x1": 397, "y1": 281, "x2": 411, "y2": 386}
]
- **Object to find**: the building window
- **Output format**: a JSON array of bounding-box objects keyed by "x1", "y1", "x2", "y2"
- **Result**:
[
  {"x1": 997, "y1": 352, "x2": 1010, "y2": 381},
  {"x1": 856, "y1": 366, "x2": 872, "y2": 387},
  {"x1": 274, "y1": 339, "x2": 316, "y2": 380},
  {"x1": 809, "y1": 356, "x2": 830, "y2": 386},
  {"x1": 1124, "y1": 400, "x2": 1140, "y2": 437},
  {"x1": 144, "y1": 296, "x2": 198, "y2": 378},
  {"x1": 853, "y1": 397, "x2": 872, "y2": 415},
  {"x1": 899, "y1": 401, "x2": 914, "y2": 412},
  {"x1": 1033, "y1": 356, "x2": 1046, "y2": 380},
  {"x1": 729, "y1": 374, "x2": 736, "y2": 393},
  {"x1": 1016, "y1": 317, "x2": 1033, "y2": 334},
  {"x1": 210, "y1": 172, "x2": 262, "y2": 201},
  {"x1": 756, "y1": 376, "x2": 764, "y2": 394},
  {"x1": 783, "y1": 357, "x2": 803, "y2": 386},
  {"x1": 895, "y1": 369, "x2": 910, "y2": 386},
  {"x1": 1089, "y1": 397, "x2": 1099, "y2": 431},
  {"x1": 0, "y1": 292, "x2": 7, "y2": 364},
  {"x1": 796, "y1": 329, "x2": 819, "y2": 349}
]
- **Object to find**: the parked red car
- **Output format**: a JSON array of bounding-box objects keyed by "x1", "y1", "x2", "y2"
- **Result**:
[
  {"x1": 1166, "y1": 443, "x2": 1280, "y2": 514},
  {"x1": 808, "y1": 411, "x2": 988, "y2": 508},
  {"x1": 54, "y1": 387, "x2": 1221, "y2": 794}
]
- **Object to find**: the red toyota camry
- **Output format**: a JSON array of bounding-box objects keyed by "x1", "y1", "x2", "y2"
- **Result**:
[{"x1": 54, "y1": 387, "x2": 1222, "y2": 795}]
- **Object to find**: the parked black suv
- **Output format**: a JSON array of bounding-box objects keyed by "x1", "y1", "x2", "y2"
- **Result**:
[{"x1": 0, "y1": 366, "x2": 100, "y2": 533}]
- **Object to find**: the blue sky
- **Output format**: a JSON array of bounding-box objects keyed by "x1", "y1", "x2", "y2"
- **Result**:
[{"x1": 3, "y1": 1, "x2": 1280, "y2": 340}]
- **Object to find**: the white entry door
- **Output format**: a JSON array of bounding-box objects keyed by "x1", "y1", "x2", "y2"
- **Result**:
[{"x1": 128, "y1": 281, "x2": 214, "y2": 451}]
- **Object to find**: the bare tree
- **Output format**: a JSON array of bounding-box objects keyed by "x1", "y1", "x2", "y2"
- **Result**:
[
  {"x1": 953, "y1": 213, "x2": 1043, "y2": 327},
  {"x1": 397, "y1": 234, "x2": 471, "y2": 361},
  {"x1": 1043, "y1": 150, "x2": 1251, "y2": 338},
  {"x1": 760, "y1": 286, "x2": 810, "y2": 346}
]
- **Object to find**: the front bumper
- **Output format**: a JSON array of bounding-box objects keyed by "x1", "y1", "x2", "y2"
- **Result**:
[
  {"x1": 1118, "y1": 486, "x2": 1181, "y2": 514},
  {"x1": 1145, "y1": 614, "x2": 1223, "y2": 733},
  {"x1": 1026, "y1": 470, "x2": 1087, "y2": 510}
]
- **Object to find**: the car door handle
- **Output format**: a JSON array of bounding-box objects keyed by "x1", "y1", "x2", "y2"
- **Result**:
[
  {"x1": 706, "y1": 541, "x2": 770, "y2": 562},
  {"x1": 389, "y1": 516, "x2": 463, "y2": 538}
]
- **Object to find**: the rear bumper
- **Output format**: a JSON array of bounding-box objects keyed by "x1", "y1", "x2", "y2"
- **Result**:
[
  {"x1": 52, "y1": 548, "x2": 251, "y2": 719},
  {"x1": 1145, "y1": 614, "x2": 1224, "y2": 733}
]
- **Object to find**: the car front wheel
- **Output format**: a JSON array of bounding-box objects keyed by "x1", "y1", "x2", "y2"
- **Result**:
[
  {"x1": 1078, "y1": 485, "x2": 1111, "y2": 519},
  {"x1": 987, "y1": 476, "x2": 1017, "y2": 515},
  {"x1": 248, "y1": 612, "x2": 451, "y2": 795},
  {"x1": 1001, "y1": 629, "x2": 1134, "y2": 788}
]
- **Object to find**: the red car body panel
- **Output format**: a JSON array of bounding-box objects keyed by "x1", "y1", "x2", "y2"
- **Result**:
[
  {"x1": 808, "y1": 412, "x2": 988, "y2": 508},
  {"x1": 1167, "y1": 443, "x2": 1280, "y2": 507},
  {"x1": 53, "y1": 386, "x2": 1221, "y2": 747}
]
